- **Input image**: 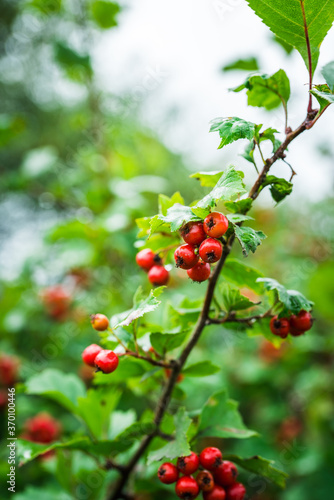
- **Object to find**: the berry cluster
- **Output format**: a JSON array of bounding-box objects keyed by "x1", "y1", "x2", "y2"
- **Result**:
[
  {"x1": 157, "y1": 447, "x2": 246, "y2": 500},
  {"x1": 136, "y1": 212, "x2": 229, "y2": 286},
  {"x1": 81, "y1": 314, "x2": 119, "y2": 374},
  {"x1": 270, "y1": 310, "x2": 313, "y2": 339}
]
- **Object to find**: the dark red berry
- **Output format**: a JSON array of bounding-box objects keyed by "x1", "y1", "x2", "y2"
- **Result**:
[
  {"x1": 90, "y1": 314, "x2": 109, "y2": 331},
  {"x1": 157, "y1": 462, "x2": 179, "y2": 484},
  {"x1": 187, "y1": 260, "x2": 211, "y2": 283},
  {"x1": 204, "y1": 485, "x2": 226, "y2": 500},
  {"x1": 203, "y1": 212, "x2": 229, "y2": 238},
  {"x1": 82, "y1": 344, "x2": 103, "y2": 367},
  {"x1": 22, "y1": 412, "x2": 61, "y2": 444},
  {"x1": 214, "y1": 461, "x2": 238, "y2": 487},
  {"x1": 199, "y1": 447, "x2": 223, "y2": 470},
  {"x1": 289, "y1": 310, "x2": 313, "y2": 333},
  {"x1": 94, "y1": 350, "x2": 119, "y2": 374},
  {"x1": 181, "y1": 222, "x2": 207, "y2": 246},
  {"x1": 174, "y1": 244, "x2": 199, "y2": 270},
  {"x1": 289, "y1": 326, "x2": 305, "y2": 337},
  {"x1": 148, "y1": 265, "x2": 169, "y2": 286},
  {"x1": 199, "y1": 238, "x2": 223, "y2": 264},
  {"x1": 270, "y1": 316, "x2": 290, "y2": 338},
  {"x1": 177, "y1": 451, "x2": 200, "y2": 475},
  {"x1": 136, "y1": 249, "x2": 161, "y2": 271},
  {"x1": 175, "y1": 476, "x2": 199, "y2": 499},
  {"x1": 196, "y1": 470, "x2": 214, "y2": 492},
  {"x1": 226, "y1": 482, "x2": 246, "y2": 500}
]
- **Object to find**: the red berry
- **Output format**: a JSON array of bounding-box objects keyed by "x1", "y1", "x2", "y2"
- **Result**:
[
  {"x1": 0, "y1": 354, "x2": 19, "y2": 386},
  {"x1": 90, "y1": 313, "x2": 109, "y2": 331},
  {"x1": 199, "y1": 447, "x2": 223, "y2": 470},
  {"x1": 269, "y1": 316, "x2": 290, "y2": 338},
  {"x1": 136, "y1": 249, "x2": 161, "y2": 271},
  {"x1": 174, "y1": 244, "x2": 199, "y2": 270},
  {"x1": 199, "y1": 238, "x2": 223, "y2": 264},
  {"x1": 157, "y1": 462, "x2": 179, "y2": 484},
  {"x1": 94, "y1": 350, "x2": 119, "y2": 374},
  {"x1": 41, "y1": 285, "x2": 71, "y2": 320},
  {"x1": 22, "y1": 412, "x2": 61, "y2": 444},
  {"x1": 214, "y1": 461, "x2": 238, "y2": 487},
  {"x1": 226, "y1": 482, "x2": 246, "y2": 500},
  {"x1": 196, "y1": 470, "x2": 214, "y2": 492},
  {"x1": 187, "y1": 260, "x2": 211, "y2": 283},
  {"x1": 177, "y1": 451, "x2": 200, "y2": 475},
  {"x1": 82, "y1": 344, "x2": 102, "y2": 367},
  {"x1": 289, "y1": 310, "x2": 313, "y2": 333},
  {"x1": 148, "y1": 265, "x2": 169, "y2": 286},
  {"x1": 204, "y1": 485, "x2": 226, "y2": 500},
  {"x1": 175, "y1": 476, "x2": 199, "y2": 499},
  {"x1": 203, "y1": 212, "x2": 229, "y2": 238},
  {"x1": 181, "y1": 222, "x2": 207, "y2": 246}
]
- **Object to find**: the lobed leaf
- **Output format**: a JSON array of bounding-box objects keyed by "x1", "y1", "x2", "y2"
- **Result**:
[
  {"x1": 225, "y1": 454, "x2": 288, "y2": 488},
  {"x1": 257, "y1": 277, "x2": 313, "y2": 314},
  {"x1": 210, "y1": 117, "x2": 257, "y2": 149},
  {"x1": 233, "y1": 225, "x2": 267, "y2": 257}
]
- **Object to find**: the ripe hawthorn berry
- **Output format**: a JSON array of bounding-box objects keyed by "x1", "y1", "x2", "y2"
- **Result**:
[
  {"x1": 90, "y1": 313, "x2": 109, "y2": 331},
  {"x1": 226, "y1": 482, "x2": 246, "y2": 500},
  {"x1": 181, "y1": 222, "x2": 207, "y2": 246},
  {"x1": 82, "y1": 344, "x2": 103, "y2": 367},
  {"x1": 187, "y1": 260, "x2": 211, "y2": 283},
  {"x1": 269, "y1": 316, "x2": 290, "y2": 338},
  {"x1": 0, "y1": 354, "x2": 19, "y2": 386},
  {"x1": 289, "y1": 310, "x2": 313, "y2": 333},
  {"x1": 157, "y1": 462, "x2": 179, "y2": 484},
  {"x1": 199, "y1": 238, "x2": 223, "y2": 264},
  {"x1": 174, "y1": 244, "x2": 199, "y2": 270},
  {"x1": 199, "y1": 447, "x2": 223, "y2": 470},
  {"x1": 203, "y1": 485, "x2": 226, "y2": 500},
  {"x1": 136, "y1": 248, "x2": 161, "y2": 271},
  {"x1": 177, "y1": 451, "x2": 200, "y2": 475},
  {"x1": 175, "y1": 476, "x2": 199, "y2": 500},
  {"x1": 22, "y1": 413, "x2": 61, "y2": 444},
  {"x1": 196, "y1": 470, "x2": 214, "y2": 492},
  {"x1": 214, "y1": 461, "x2": 238, "y2": 487},
  {"x1": 148, "y1": 265, "x2": 169, "y2": 286},
  {"x1": 204, "y1": 212, "x2": 229, "y2": 238},
  {"x1": 94, "y1": 350, "x2": 119, "y2": 374}
]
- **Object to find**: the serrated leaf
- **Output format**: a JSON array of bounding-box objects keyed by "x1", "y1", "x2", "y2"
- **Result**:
[
  {"x1": 225, "y1": 454, "x2": 288, "y2": 488},
  {"x1": 219, "y1": 283, "x2": 258, "y2": 312},
  {"x1": 225, "y1": 198, "x2": 253, "y2": 214},
  {"x1": 194, "y1": 166, "x2": 246, "y2": 210},
  {"x1": 210, "y1": 117, "x2": 257, "y2": 149},
  {"x1": 227, "y1": 213, "x2": 253, "y2": 224},
  {"x1": 136, "y1": 217, "x2": 151, "y2": 237},
  {"x1": 190, "y1": 170, "x2": 224, "y2": 187},
  {"x1": 260, "y1": 175, "x2": 293, "y2": 203},
  {"x1": 150, "y1": 330, "x2": 188, "y2": 354},
  {"x1": 198, "y1": 391, "x2": 257, "y2": 439},
  {"x1": 223, "y1": 57, "x2": 259, "y2": 72},
  {"x1": 310, "y1": 84, "x2": 334, "y2": 112},
  {"x1": 223, "y1": 259, "x2": 264, "y2": 293},
  {"x1": 257, "y1": 277, "x2": 313, "y2": 314},
  {"x1": 147, "y1": 407, "x2": 191, "y2": 463},
  {"x1": 233, "y1": 225, "x2": 266, "y2": 257},
  {"x1": 246, "y1": 0, "x2": 334, "y2": 75},
  {"x1": 159, "y1": 204, "x2": 201, "y2": 232},
  {"x1": 183, "y1": 361, "x2": 220, "y2": 377},
  {"x1": 25, "y1": 369, "x2": 85, "y2": 412},
  {"x1": 90, "y1": 1, "x2": 120, "y2": 29},
  {"x1": 159, "y1": 192, "x2": 184, "y2": 216},
  {"x1": 273, "y1": 35, "x2": 294, "y2": 55},
  {"x1": 322, "y1": 61, "x2": 334, "y2": 92},
  {"x1": 260, "y1": 127, "x2": 281, "y2": 152},
  {"x1": 111, "y1": 288, "x2": 165, "y2": 330},
  {"x1": 232, "y1": 70, "x2": 290, "y2": 110}
]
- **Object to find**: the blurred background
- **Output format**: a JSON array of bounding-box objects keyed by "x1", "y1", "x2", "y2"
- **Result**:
[{"x1": 0, "y1": 0, "x2": 333, "y2": 499}]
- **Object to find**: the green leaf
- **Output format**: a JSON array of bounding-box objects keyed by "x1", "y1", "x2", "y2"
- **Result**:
[
  {"x1": 159, "y1": 192, "x2": 184, "y2": 215},
  {"x1": 111, "y1": 287, "x2": 164, "y2": 330},
  {"x1": 226, "y1": 213, "x2": 253, "y2": 224},
  {"x1": 25, "y1": 369, "x2": 85, "y2": 412},
  {"x1": 159, "y1": 204, "x2": 201, "y2": 232},
  {"x1": 222, "y1": 57, "x2": 259, "y2": 72},
  {"x1": 260, "y1": 175, "x2": 293, "y2": 203},
  {"x1": 54, "y1": 42, "x2": 92, "y2": 81},
  {"x1": 190, "y1": 170, "x2": 224, "y2": 187},
  {"x1": 77, "y1": 387, "x2": 121, "y2": 438},
  {"x1": 232, "y1": 70, "x2": 290, "y2": 110},
  {"x1": 245, "y1": 0, "x2": 334, "y2": 75},
  {"x1": 257, "y1": 277, "x2": 313, "y2": 314},
  {"x1": 223, "y1": 259, "x2": 264, "y2": 293},
  {"x1": 147, "y1": 407, "x2": 191, "y2": 463},
  {"x1": 219, "y1": 283, "x2": 258, "y2": 312},
  {"x1": 233, "y1": 225, "x2": 266, "y2": 257},
  {"x1": 225, "y1": 198, "x2": 253, "y2": 214},
  {"x1": 322, "y1": 61, "x2": 334, "y2": 92},
  {"x1": 260, "y1": 127, "x2": 281, "y2": 152},
  {"x1": 240, "y1": 140, "x2": 256, "y2": 166},
  {"x1": 210, "y1": 117, "x2": 257, "y2": 149},
  {"x1": 198, "y1": 391, "x2": 257, "y2": 439},
  {"x1": 14, "y1": 486, "x2": 72, "y2": 500},
  {"x1": 310, "y1": 84, "x2": 334, "y2": 112},
  {"x1": 194, "y1": 166, "x2": 246, "y2": 210},
  {"x1": 150, "y1": 330, "x2": 188, "y2": 354},
  {"x1": 183, "y1": 361, "x2": 220, "y2": 377},
  {"x1": 115, "y1": 422, "x2": 156, "y2": 444},
  {"x1": 224, "y1": 454, "x2": 288, "y2": 488},
  {"x1": 90, "y1": 1, "x2": 120, "y2": 29}
]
